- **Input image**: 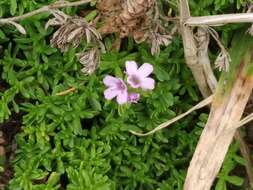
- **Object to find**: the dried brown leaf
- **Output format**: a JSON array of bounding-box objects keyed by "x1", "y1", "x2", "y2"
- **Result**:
[{"x1": 150, "y1": 32, "x2": 172, "y2": 55}]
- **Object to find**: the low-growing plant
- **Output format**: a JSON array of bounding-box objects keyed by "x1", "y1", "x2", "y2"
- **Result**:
[{"x1": 0, "y1": 0, "x2": 251, "y2": 190}]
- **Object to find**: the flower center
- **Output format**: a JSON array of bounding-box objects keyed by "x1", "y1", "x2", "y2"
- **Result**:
[
  {"x1": 130, "y1": 75, "x2": 141, "y2": 86},
  {"x1": 116, "y1": 80, "x2": 126, "y2": 91}
]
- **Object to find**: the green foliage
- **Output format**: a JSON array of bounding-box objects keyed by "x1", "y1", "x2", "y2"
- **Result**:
[
  {"x1": 215, "y1": 143, "x2": 245, "y2": 190},
  {"x1": 0, "y1": 0, "x2": 250, "y2": 190}
]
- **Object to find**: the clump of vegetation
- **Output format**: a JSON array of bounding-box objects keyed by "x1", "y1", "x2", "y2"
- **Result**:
[{"x1": 0, "y1": 0, "x2": 252, "y2": 189}]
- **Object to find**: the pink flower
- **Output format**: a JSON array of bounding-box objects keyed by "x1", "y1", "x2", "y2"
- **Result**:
[
  {"x1": 128, "y1": 93, "x2": 140, "y2": 103},
  {"x1": 125, "y1": 61, "x2": 155, "y2": 90},
  {"x1": 103, "y1": 75, "x2": 128, "y2": 104}
]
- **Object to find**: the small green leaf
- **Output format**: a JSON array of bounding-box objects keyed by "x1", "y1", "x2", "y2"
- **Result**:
[
  {"x1": 225, "y1": 176, "x2": 244, "y2": 186},
  {"x1": 47, "y1": 172, "x2": 60, "y2": 187},
  {"x1": 84, "y1": 10, "x2": 97, "y2": 22},
  {"x1": 0, "y1": 29, "x2": 6, "y2": 39},
  {"x1": 10, "y1": 0, "x2": 17, "y2": 15}
]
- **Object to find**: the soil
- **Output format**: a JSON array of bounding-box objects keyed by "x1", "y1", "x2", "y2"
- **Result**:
[{"x1": 0, "y1": 113, "x2": 22, "y2": 189}]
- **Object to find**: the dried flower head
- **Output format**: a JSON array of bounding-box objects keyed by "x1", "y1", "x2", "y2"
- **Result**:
[
  {"x1": 149, "y1": 32, "x2": 172, "y2": 55},
  {"x1": 76, "y1": 48, "x2": 100, "y2": 75},
  {"x1": 207, "y1": 27, "x2": 231, "y2": 72},
  {"x1": 50, "y1": 16, "x2": 102, "y2": 52},
  {"x1": 45, "y1": 10, "x2": 69, "y2": 29},
  {"x1": 214, "y1": 50, "x2": 231, "y2": 72}
]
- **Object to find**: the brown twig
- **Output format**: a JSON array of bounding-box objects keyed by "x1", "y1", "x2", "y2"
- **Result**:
[{"x1": 0, "y1": 0, "x2": 92, "y2": 24}]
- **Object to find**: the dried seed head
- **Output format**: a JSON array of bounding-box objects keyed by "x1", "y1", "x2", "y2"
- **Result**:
[
  {"x1": 207, "y1": 27, "x2": 231, "y2": 72},
  {"x1": 214, "y1": 50, "x2": 231, "y2": 72},
  {"x1": 76, "y1": 48, "x2": 100, "y2": 75},
  {"x1": 150, "y1": 32, "x2": 172, "y2": 55},
  {"x1": 45, "y1": 10, "x2": 69, "y2": 29},
  {"x1": 50, "y1": 16, "x2": 102, "y2": 52}
]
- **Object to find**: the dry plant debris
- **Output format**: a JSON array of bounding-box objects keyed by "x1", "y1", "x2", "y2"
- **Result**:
[{"x1": 97, "y1": 0, "x2": 175, "y2": 55}]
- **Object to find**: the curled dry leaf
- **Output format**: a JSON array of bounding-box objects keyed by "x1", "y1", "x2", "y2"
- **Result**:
[
  {"x1": 76, "y1": 48, "x2": 100, "y2": 75},
  {"x1": 150, "y1": 32, "x2": 172, "y2": 55},
  {"x1": 7, "y1": 21, "x2": 26, "y2": 35},
  {"x1": 50, "y1": 16, "x2": 101, "y2": 52}
]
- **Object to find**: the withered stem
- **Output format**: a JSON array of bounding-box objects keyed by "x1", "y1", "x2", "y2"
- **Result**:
[
  {"x1": 55, "y1": 87, "x2": 77, "y2": 96},
  {"x1": 0, "y1": 0, "x2": 92, "y2": 24},
  {"x1": 186, "y1": 13, "x2": 253, "y2": 26}
]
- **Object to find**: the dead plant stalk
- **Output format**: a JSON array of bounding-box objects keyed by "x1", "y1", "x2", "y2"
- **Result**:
[
  {"x1": 186, "y1": 13, "x2": 253, "y2": 26},
  {"x1": 179, "y1": 0, "x2": 212, "y2": 98},
  {"x1": 184, "y1": 60, "x2": 253, "y2": 189}
]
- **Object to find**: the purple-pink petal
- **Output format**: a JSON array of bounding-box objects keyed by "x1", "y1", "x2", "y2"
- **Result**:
[
  {"x1": 103, "y1": 75, "x2": 119, "y2": 87},
  {"x1": 137, "y1": 63, "x2": 153, "y2": 78},
  {"x1": 125, "y1": 61, "x2": 138, "y2": 75},
  {"x1": 104, "y1": 88, "x2": 119, "y2": 100},
  {"x1": 140, "y1": 77, "x2": 155, "y2": 90},
  {"x1": 128, "y1": 93, "x2": 140, "y2": 103},
  {"x1": 116, "y1": 91, "x2": 128, "y2": 104}
]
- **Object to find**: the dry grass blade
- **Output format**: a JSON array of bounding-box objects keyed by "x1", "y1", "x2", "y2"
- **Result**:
[
  {"x1": 130, "y1": 95, "x2": 213, "y2": 136},
  {"x1": 185, "y1": 13, "x2": 253, "y2": 26},
  {"x1": 184, "y1": 30, "x2": 253, "y2": 189},
  {"x1": 197, "y1": 27, "x2": 217, "y2": 92},
  {"x1": 55, "y1": 87, "x2": 77, "y2": 96}
]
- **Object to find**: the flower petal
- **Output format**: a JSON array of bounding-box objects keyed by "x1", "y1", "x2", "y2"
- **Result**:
[
  {"x1": 116, "y1": 91, "x2": 128, "y2": 104},
  {"x1": 128, "y1": 93, "x2": 140, "y2": 103},
  {"x1": 125, "y1": 61, "x2": 138, "y2": 75},
  {"x1": 104, "y1": 88, "x2": 119, "y2": 100},
  {"x1": 137, "y1": 63, "x2": 153, "y2": 78},
  {"x1": 127, "y1": 75, "x2": 141, "y2": 88},
  {"x1": 103, "y1": 75, "x2": 119, "y2": 87},
  {"x1": 140, "y1": 77, "x2": 155, "y2": 90}
]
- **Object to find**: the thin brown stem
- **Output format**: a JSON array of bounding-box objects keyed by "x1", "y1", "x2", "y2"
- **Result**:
[{"x1": 0, "y1": 0, "x2": 92, "y2": 24}]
